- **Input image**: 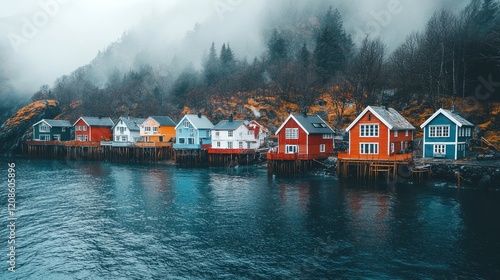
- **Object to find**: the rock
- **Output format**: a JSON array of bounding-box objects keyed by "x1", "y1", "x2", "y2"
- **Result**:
[{"x1": 0, "y1": 100, "x2": 60, "y2": 155}]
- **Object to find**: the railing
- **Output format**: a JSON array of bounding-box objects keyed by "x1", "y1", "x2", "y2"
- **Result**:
[
  {"x1": 135, "y1": 142, "x2": 172, "y2": 147},
  {"x1": 266, "y1": 152, "x2": 330, "y2": 161},
  {"x1": 24, "y1": 140, "x2": 64, "y2": 146},
  {"x1": 337, "y1": 151, "x2": 412, "y2": 161},
  {"x1": 207, "y1": 148, "x2": 256, "y2": 154},
  {"x1": 63, "y1": 141, "x2": 102, "y2": 147}
]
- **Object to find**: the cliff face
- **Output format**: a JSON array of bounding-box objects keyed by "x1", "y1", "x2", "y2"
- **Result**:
[{"x1": 0, "y1": 100, "x2": 60, "y2": 155}]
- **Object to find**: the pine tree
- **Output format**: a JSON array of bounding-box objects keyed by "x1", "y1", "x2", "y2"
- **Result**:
[
  {"x1": 203, "y1": 42, "x2": 220, "y2": 86},
  {"x1": 267, "y1": 29, "x2": 288, "y2": 63},
  {"x1": 313, "y1": 7, "x2": 353, "y2": 84}
]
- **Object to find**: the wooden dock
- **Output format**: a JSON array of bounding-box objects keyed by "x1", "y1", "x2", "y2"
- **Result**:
[{"x1": 23, "y1": 141, "x2": 173, "y2": 162}]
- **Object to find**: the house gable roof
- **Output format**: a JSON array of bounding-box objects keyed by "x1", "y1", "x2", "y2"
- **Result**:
[
  {"x1": 275, "y1": 114, "x2": 334, "y2": 135},
  {"x1": 149, "y1": 116, "x2": 176, "y2": 126},
  {"x1": 73, "y1": 117, "x2": 114, "y2": 127},
  {"x1": 420, "y1": 108, "x2": 474, "y2": 128},
  {"x1": 213, "y1": 120, "x2": 247, "y2": 130},
  {"x1": 175, "y1": 114, "x2": 214, "y2": 130},
  {"x1": 33, "y1": 119, "x2": 72, "y2": 128},
  {"x1": 112, "y1": 117, "x2": 146, "y2": 131},
  {"x1": 345, "y1": 106, "x2": 415, "y2": 132}
]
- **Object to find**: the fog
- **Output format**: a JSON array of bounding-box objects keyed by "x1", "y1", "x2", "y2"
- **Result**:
[{"x1": 0, "y1": 0, "x2": 470, "y2": 96}]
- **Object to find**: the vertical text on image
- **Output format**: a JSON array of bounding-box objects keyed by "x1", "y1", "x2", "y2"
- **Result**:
[{"x1": 7, "y1": 163, "x2": 17, "y2": 272}]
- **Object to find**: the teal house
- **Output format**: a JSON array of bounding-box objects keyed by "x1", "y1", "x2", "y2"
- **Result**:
[
  {"x1": 173, "y1": 114, "x2": 214, "y2": 149},
  {"x1": 32, "y1": 119, "x2": 73, "y2": 141},
  {"x1": 420, "y1": 108, "x2": 475, "y2": 160}
]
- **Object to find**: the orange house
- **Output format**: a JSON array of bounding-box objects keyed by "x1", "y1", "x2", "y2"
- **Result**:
[
  {"x1": 339, "y1": 106, "x2": 415, "y2": 161},
  {"x1": 139, "y1": 116, "x2": 176, "y2": 143}
]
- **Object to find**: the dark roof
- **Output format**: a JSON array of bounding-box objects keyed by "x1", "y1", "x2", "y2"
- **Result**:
[
  {"x1": 213, "y1": 120, "x2": 246, "y2": 130},
  {"x1": 290, "y1": 114, "x2": 335, "y2": 134},
  {"x1": 150, "y1": 116, "x2": 176, "y2": 126},
  {"x1": 275, "y1": 114, "x2": 334, "y2": 135},
  {"x1": 33, "y1": 119, "x2": 72, "y2": 127},
  {"x1": 76, "y1": 117, "x2": 114, "y2": 127},
  {"x1": 114, "y1": 117, "x2": 146, "y2": 131}
]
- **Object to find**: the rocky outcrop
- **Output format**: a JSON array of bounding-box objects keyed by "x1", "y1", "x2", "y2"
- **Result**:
[
  {"x1": 0, "y1": 100, "x2": 60, "y2": 155},
  {"x1": 429, "y1": 162, "x2": 500, "y2": 189}
]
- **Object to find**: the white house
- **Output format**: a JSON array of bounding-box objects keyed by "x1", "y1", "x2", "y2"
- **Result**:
[
  {"x1": 211, "y1": 115, "x2": 264, "y2": 151},
  {"x1": 112, "y1": 117, "x2": 145, "y2": 145}
]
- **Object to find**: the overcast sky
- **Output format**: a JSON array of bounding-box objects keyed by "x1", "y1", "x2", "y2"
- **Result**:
[{"x1": 0, "y1": 0, "x2": 470, "y2": 95}]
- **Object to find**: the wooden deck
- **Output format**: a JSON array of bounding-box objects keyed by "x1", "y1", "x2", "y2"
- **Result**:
[
  {"x1": 135, "y1": 142, "x2": 173, "y2": 147},
  {"x1": 207, "y1": 148, "x2": 256, "y2": 155},
  {"x1": 266, "y1": 152, "x2": 330, "y2": 161},
  {"x1": 337, "y1": 151, "x2": 413, "y2": 162}
]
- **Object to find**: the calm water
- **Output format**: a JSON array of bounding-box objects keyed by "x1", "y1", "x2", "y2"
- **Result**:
[{"x1": 0, "y1": 158, "x2": 499, "y2": 279}]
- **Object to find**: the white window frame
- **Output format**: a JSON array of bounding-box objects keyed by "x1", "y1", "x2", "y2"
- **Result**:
[
  {"x1": 285, "y1": 145, "x2": 299, "y2": 154},
  {"x1": 39, "y1": 134, "x2": 50, "y2": 141},
  {"x1": 360, "y1": 143, "x2": 379, "y2": 154},
  {"x1": 434, "y1": 144, "x2": 445, "y2": 154},
  {"x1": 183, "y1": 120, "x2": 190, "y2": 128},
  {"x1": 394, "y1": 130, "x2": 398, "y2": 137},
  {"x1": 323, "y1": 133, "x2": 333, "y2": 139},
  {"x1": 285, "y1": 128, "x2": 299, "y2": 139},
  {"x1": 216, "y1": 141, "x2": 220, "y2": 147},
  {"x1": 53, "y1": 134, "x2": 61, "y2": 141},
  {"x1": 228, "y1": 131, "x2": 233, "y2": 137},
  {"x1": 405, "y1": 130, "x2": 409, "y2": 137},
  {"x1": 391, "y1": 143, "x2": 395, "y2": 153},
  {"x1": 359, "y1": 124, "x2": 379, "y2": 137},
  {"x1": 429, "y1": 125, "x2": 450, "y2": 138},
  {"x1": 62, "y1": 127, "x2": 66, "y2": 132},
  {"x1": 39, "y1": 124, "x2": 50, "y2": 132},
  {"x1": 188, "y1": 138, "x2": 195, "y2": 144},
  {"x1": 228, "y1": 142, "x2": 233, "y2": 148},
  {"x1": 178, "y1": 138, "x2": 186, "y2": 144},
  {"x1": 320, "y1": 144, "x2": 325, "y2": 153},
  {"x1": 239, "y1": 142, "x2": 243, "y2": 148}
]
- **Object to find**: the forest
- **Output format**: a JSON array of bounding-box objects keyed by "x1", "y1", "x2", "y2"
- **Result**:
[{"x1": 2, "y1": 0, "x2": 499, "y2": 134}]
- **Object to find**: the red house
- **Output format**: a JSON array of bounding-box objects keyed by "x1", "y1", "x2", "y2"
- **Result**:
[
  {"x1": 340, "y1": 106, "x2": 415, "y2": 161},
  {"x1": 268, "y1": 113, "x2": 335, "y2": 160},
  {"x1": 73, "y1": 116, "x2": 114, "y2": 142}
]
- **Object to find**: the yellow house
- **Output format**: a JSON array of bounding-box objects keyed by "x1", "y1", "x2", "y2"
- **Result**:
[{"x1": 139, "y1": 116, "x2": 176, "y2": 144}]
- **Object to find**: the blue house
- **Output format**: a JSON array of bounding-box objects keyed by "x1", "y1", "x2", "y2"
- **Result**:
[
  {"x1": 173, "y1": 114, "x2": 214, "y2": 149},
  {"x1": 420, "y1": 108, "x2": 475, "y2": 160}
]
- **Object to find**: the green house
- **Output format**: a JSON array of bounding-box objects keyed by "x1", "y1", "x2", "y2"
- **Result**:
[{"x1": 32, "y1": 119, "x2": 73, "y2": 141}]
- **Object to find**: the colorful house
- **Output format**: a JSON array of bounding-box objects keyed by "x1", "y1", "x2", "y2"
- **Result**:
[
  {"x1": 420, "y1": 108, "x2": 474, "y2": 160},
  {"x1": 112, "y1": 116, "x2": 145, "y2": 143},
  {"x1": 210, "y1": 115, "x2": 264, "y2": 153},
  {"x1": 340, "y1": 106, "x2": 415, "y2": 160},
  {"x1": 139, "y1": 116, "x2": 176, "y2": 143},
  {"x1": 73, "y1": 117, "x2": 114, "y2": 142},
  {"x1": 173, "y1": 114, "x2": 214, "y2": 149},
  {"x1": 268, "y1": 113, "x2": 335, "y2": 160},
  {"x1": 32, "y1": 119, "x2": 73, "y2": 141}
]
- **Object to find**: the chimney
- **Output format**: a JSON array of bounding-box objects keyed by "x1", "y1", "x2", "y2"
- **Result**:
[
  {"x1": 229, "y1": 113, "x2": 233, "y2": 122},
  {"x1": 384, "y1": 103, "x2": 389, "y2": 111},
  {"x1": 302, "y1": 108, "x2": 308, "y2": 117},
  {"x1": 198, "y1": 113, "x2": 202, "y2": 118}
]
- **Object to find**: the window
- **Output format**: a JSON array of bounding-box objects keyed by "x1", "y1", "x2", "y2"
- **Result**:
[
  {"x1": 405, "y1": 130, "x2": 409, "y2": 136},
  {"x1": 183, "y1": 120, "x2": 190, "y2": 128},
  {"x1": 312, "y1": 123, "x2": 327, "y2": 128},
  {"x1": 115, "y1": 136, "x2": 119, "y2": 141},
  {"x1": 190, "y1": 128, "x2": 195, "y2": 136},
  {"x1": 285, "y1": 145, "x2": 299, "y2": 154},
  {"x1": 206, "y1": 130, "x2": 210, "y2": 138},
  {"x1": 216, "y1": 141, "x2": 220, "y2": 148},
  {"x1": 228, "y1": 131, "x2": 233, "y2": 137},
  {"x1": 323, "y1": 133, "x2": 333, "y2": 139},
  {"x1": 121, "y1": 136, "x2": 128, "y2": 141},
  {"x1": 215, "y1": 131, "x2": 220, "y2": 137},
  {"x1": 359, "y1": 124, "x2": 379, "y2": 137},
  {"x1": 429, "y1": 126, "x2": 449, "y2": 137},
  {"x1": 178, "y1": 138, "x2": 185, "y2": 144},
  {"x1": 285, "y1": 128, "x2": 299, "y2": 139},
  {"x1": 39, "y1": 124, "x2": 50, "y2": 132},
  {"x1": 77, "y1": 135, "x2": 88, "y2": 141},
  {"x1": 434, "y1": 144, "x2": 445, "y2": 154},
  {"x1": 145, "y1": 127, "x2": 151, "y2": 133},
  {"x1": 391, "y1": 143, "x2": 395, "y2": 153},
  {"x1": 53, "y1": 134, "x2": 60, "y2": 141},
  {"x1": 239, "y1": 142, "x2": 243, "y2": 148},
  {"x1": 119, "y1": 127, "x2": 126, "y2": 134},
  {"x1": 83, "y1": 126, "x2": 87, "y2": 131},
  {"x1": 188, "y1": 138, "x2": 195, "y2": 144},
  {"x1": 153, "y1": 127, "x2": 158, "y2": 133},
  {"x1": 360, "y1": 143, "x2": 379, "y2": 154},
  {"x1": 247, "y1": 142, "x2": 251, "y2": 149},
  {"x1": 178, "y1": 129, "x2": 182, "y2": 134},
  {"x1": 320, "y1": 144, "x2": 325, "y2": 152},
  {"x1": 62, "y1": 127, "x2": 66, "y2": 132},
  {"x1": 467, "y1": 128, "x2": 471, "y2": 137},
  {"x1": 228, "y1": 142, "x2": 233, "y2": 148},
  {"x1": 394, "y1": 130, "x2": 398, "y2": 137},
  {"x1": 39, "y1": 135, "x2": 50, "y2": 141}
]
